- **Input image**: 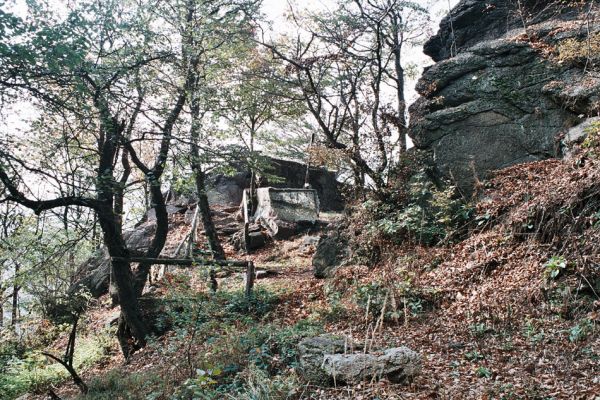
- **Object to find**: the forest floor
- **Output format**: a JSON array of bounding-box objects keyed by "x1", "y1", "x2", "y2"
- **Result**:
[{"x1": 15, "y1": 158, "x2": 600, "y2": 400}]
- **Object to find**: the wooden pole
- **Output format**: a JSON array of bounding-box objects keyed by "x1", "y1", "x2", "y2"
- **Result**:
[
  {"x1": 245, "y1": 261, "x2": 255, "y2": 298},
  {"x1": 112, "y1": 257, "x2": 255, "y2": 297}
]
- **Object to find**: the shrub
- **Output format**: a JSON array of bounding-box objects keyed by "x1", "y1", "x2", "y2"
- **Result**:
[
  {"x1": 223, "y1": 288, "x2": 279, "y2": 318},
  {"x1": 359, "y1": 171, "x2": 473, "y2": 248},
  {"x1": 173, "y1": 319, "x2": 321, "y2": 399},
  {"x1": 229, "y1": 367, "x2": 301, "y2": 400},
  {"x1": 0, "y1": 330, "x2": 111, "y2": 400},
  {"x1": 82, "y1": 369, "x2": 169, "y2": 400},
  {"x1": 476, "y1": 366, "x2": 492, "y2": 379},
  {"x1": 178, "y1": 367, "x2": 301, "y2": 400},
  {"x1": 320, "y1": 285, "x2": 351, "y2": 323},
  {"x1": 354, "y1": 278, "x2": 435, "y2": 322},
  {"x1": 568, "y1": 318, "x2": 595, "y2": 342},
  {"x1": 204, "y1": 319, "x2": 323, "y2": 375},
  {"x1": 543, "y1": 256, "x2": 568, "y2": 279},
  {"x1": 582, "y1": 121, "x2": 600, "y2": 157}
]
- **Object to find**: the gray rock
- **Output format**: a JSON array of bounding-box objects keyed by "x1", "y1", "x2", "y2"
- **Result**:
[
  {"x1": 411, "y1": 0, "x2": 599, "y2": 195},
  {"x1": 68, "y1": 221, "x2": 157, "y2": 299},
  {"x1": 246, "y1": 232, "x2": 267, "y2": 251},
  {"x1": 146, "y1": 205, "x2": 187, "y2": 221},
  {"x1": 297, "y1": 335, "x2": 421, "y2": 386},
  {"x1": 230, "y1": 225, "x2": 267, "y2": 252},
  {"x1": 565, "y1": 117, "x2": 600, "y2": 146},
  {"x1": 303, "y1": 235, "x2": 321, "y2": 246},
  {"x1": 424, "y1": 0, "x2": 590, "y2": 62},
  {"x1": 254, "y1": 269, "x2": 278, "y2": 279},
  {"x1": 297, "y1": 335, "x2": 356, "y2": 384},
  {"x1": 299, "y1": 235, "x2": 320, "y2": 254},
  {"x1": 254, "y1": 188, "x2": 320, "y2": 240},
  {"x1": 207, "y1": 157, "x2": 345, "y2": 212},
  {"x1": 312, "y1": 233, "x2": 349, "y2": 279},
  {"x1": 322, "y1": 347, "x2": 421, "y2": 384}
]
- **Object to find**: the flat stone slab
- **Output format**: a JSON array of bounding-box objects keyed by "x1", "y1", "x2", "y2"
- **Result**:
[{"x1": 252, "y1": 187, "x2": 320, "y2": 239}]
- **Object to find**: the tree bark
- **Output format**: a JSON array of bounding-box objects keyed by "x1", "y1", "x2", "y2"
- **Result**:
[
  {"x1": 391, "y1": 11, "x2": 407, "y2": 156},
  {"x1": 194, "y1": 169, "x2": 226, "y2": 261},
  {"x1": 189, "y1": 83, "x2": 226, "y2": 262},
  {"x1": 0, "y1": 291, "x2": 4, "y2": 328},
  {"x1": 133, "y1": 179, "x2": 169, "y2": 296},
  {"x1": 11, "y1": 263, "x2": 19, "y2": 328}
]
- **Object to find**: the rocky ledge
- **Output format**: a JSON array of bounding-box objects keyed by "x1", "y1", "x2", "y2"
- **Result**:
[{"x1": 410, "y1": 0, "x2": 600, "y2": 194}]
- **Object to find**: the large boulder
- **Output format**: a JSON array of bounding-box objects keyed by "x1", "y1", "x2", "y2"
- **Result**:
[
  {"x1": 411, "y1": 0, "x2": 599, "y2": 195},
  {"x1": 423, "y1": 0, "x2": 588, "y2": 62},
  {"x1": 322, "y1": 347, "x2": 422, "y2": 384},
  {"x1": 297, "y1": 334, "x2": 421, "y2": 385},
  {"x1": 312, "y1": 231, "x2": 350, "y2": 279},
  {"x1": 253, "y1": 188, "x2": 320, "y2": 239},
  {"x1": 206, "y1": 157, "x2": 345, "y2": 212},
  {"x1": 297, "y1": 335, "x2": 356, "y2": 384}
]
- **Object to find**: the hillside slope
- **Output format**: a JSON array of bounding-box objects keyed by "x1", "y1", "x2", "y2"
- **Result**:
[{"x1": 10, "y1": 147, "x2": 598, "y2": 400}]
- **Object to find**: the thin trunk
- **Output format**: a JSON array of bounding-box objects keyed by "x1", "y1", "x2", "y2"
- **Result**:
[
  {"x1": 304, "y1": 131, "x2": 316, "y2": 187},
  {"x1": 42, "y1": 316, "x2": 88, "y2": 394},
  {"x1": 114, "y1": 149, "x2": 131, "y2": 237},
  {"x1": 133, "y1": 180, "x2": 169, "y2": 296},
  {"x1": 189, "y1": 93, "x2": 226, "y2": 261},
  {"x1": 0, "y1": 290, "x2": 4, "y2": 327},
  {"x1": 11, "y1": 263, "x2": 19, "y2": 328},
  {"x1": 391, "y1": 13, "x2": 407, "y2": 155},
  {"x1": 195, "y1": 170, "x2": 226, "y2": 261},
  {"x1": 248, "y1": 125, "x2": 257, "y2": 215}
]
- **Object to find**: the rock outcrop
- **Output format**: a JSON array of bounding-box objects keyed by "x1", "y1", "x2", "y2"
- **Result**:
[
  {"x1": 207, "y1": 157, "x2": 345, "y2": 211},
  {"x1": 411, "y1": 0, "x2": 600, "y2": 194}
]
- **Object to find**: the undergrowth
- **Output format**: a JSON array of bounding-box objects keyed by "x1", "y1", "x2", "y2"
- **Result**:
[
  {"x1": 77, "y1": 282, "x2": 322, "y2": 400},
  {"x1": 348, "y1": 168, "x2": 474, "y2": 266},
  {"x1": 0, "y1": 323, "x2": 113, "y2": 399}
]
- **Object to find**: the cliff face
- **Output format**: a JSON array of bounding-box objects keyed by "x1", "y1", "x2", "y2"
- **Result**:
[{"x1": 410, "y1": 0, "x2": 600, "y2": 194}]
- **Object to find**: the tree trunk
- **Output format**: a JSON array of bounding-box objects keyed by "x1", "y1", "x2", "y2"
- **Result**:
[
  {"x1": 97, "y1": 204, "x2": 149, "y2": 354},
  {"x1": 248, "y1": 125, "x2": 257, "y2": 215},
  {"x1": 195, "y1": 169, "x2": 226, "y2": 261},
  {"x1": 391, "y1": 13, "x2": 407, "y2": 156},
  {"x1": 133, "y1": 178, "x2": 169, "y2": 296},
  {"x1": 189, "y1": 89, "x2": 226, "y2": 262},
  {"x1": 0, "y1": 291, "x2": 4, "y2": 328},
  {"x1": 11, "y1": 264, "x2": 19, "y2": 328}
]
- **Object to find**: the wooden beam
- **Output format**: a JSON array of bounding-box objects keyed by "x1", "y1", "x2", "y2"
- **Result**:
[
  {"x1": 110, "y1": 257, "x2": 249, "y2": 268},
  {"x1": 111, "y1": 256, "x2": 257, "y2": 298}
]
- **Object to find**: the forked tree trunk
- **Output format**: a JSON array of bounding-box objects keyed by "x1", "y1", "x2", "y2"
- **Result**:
[
  {"x1": 133, "y1": 179, "x2": 169, "y2": 296},
  {"x1": 97, "y1": 204, "x2": 149, "y2": 354}
]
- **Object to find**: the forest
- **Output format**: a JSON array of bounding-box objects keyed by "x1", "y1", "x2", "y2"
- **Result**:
[{"x1": 0, "y1": 0, "x2": 599, "y2": 399}]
